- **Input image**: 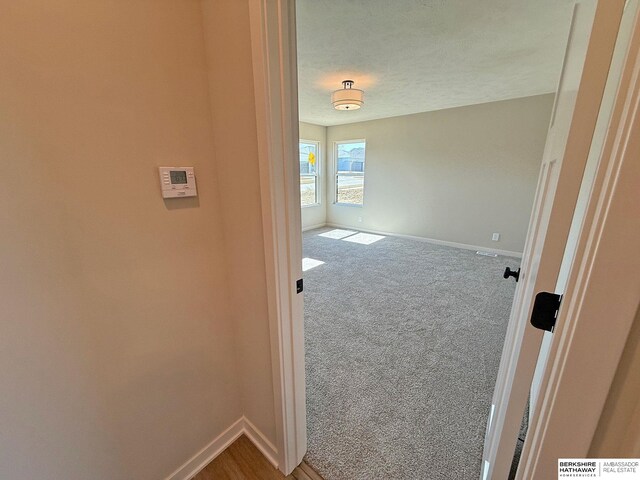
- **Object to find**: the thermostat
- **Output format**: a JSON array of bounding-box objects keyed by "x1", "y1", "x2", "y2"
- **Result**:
[{"x1": 158, "y1": 167, "x2": 197, "y2": 198}]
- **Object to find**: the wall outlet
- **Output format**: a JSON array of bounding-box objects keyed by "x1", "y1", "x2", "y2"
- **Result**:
[
  {"x1": 357, "y1": 216, "x2": 363, "y2": 223},
  {"x1": 492, "y1": 233, "x2": 500, "y2": 241}
]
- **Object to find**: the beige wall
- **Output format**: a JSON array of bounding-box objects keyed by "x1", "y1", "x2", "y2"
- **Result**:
[
  {"x1": 587, "y1": 3, "x2": 640, "y2": 455},
  {"x1": 201, "y1": 0, "x2": 276, "y2": 444},
  {"x1": 0, "y1": 1, "x2": 242, "y2": 478},
  {"x1": 326, "y1": 94, "x2": 555, "y2": 253},
  {"x1": 299, "y1": 122, "x2": 327, "y2": 229},
  {"x1": 590, "y1": 305, "x2": 640, "y2": 457}
]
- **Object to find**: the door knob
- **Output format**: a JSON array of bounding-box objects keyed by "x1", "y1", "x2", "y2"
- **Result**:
[{"x1": 503, "y1": 267, "x2": 520, "y2": 282}]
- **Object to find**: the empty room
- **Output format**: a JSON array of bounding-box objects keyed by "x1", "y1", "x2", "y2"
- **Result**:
[{"x1": 294, "y1": 0, "x2": 627, "y2": 479}]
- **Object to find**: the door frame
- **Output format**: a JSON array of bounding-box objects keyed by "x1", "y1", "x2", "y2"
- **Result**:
[
  {"x1": 248, "y1": 0, "x2": 306, "y2": 475},
  {"x1": 248, "y1": 0, "x2": 640, "y2": 476}
]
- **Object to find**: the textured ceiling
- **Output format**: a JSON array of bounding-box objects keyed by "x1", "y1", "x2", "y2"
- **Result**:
[{"x1": 296, "y1": 0, "x2": 575, "y2": 126}]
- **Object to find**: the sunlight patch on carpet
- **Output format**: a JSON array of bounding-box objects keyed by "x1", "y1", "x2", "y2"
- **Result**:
[
  {"x1": 342, "y1": 232, "x2": 385, "y2": 245},
  {"x1": 303, "y1": 257, "x2": 325, "y2": 272},
  {"x1": 318, "y1": 229, "x2": 357, "y2": 239}
]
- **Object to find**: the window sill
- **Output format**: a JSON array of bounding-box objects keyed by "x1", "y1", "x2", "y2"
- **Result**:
[
  {"x1": 334, "y1": 202, "x2": 363, "y2": 208},
  {"x1": 301, "y1": 203, "x2": 321, "y2": 209}
]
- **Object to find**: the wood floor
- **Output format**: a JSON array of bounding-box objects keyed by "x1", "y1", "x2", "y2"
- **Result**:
[{"x1": 193, "y1": 435, "x2": 323, "y2": 480}]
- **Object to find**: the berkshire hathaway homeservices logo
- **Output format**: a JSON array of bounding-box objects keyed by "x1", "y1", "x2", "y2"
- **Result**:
[{"x1": 558, "y1": 459, "x2": 640, "y2": 478}]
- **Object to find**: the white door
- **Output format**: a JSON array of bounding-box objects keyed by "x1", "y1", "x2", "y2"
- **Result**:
[
  {"x1": 528, "y1": 0, "x2": 640, "y2": 428},
  {"x1": 481, "y1": 1, "x2": 627, "y2": 479}
]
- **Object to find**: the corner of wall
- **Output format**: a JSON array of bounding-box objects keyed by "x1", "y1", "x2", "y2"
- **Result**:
[{"x1": 200, "y1": 0, "x2": 277, "y2": 451}]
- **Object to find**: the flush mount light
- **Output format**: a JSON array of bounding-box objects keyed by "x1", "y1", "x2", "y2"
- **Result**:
[{"x1": 331, "y1": 80, "x2": 364, "y2": 110}]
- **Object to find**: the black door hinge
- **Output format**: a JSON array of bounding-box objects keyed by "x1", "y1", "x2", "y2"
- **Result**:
[
  {"x1": 530, "y1": 292, "x2": 562, "y2": 332},
  {"x1": 296, "y1": 278, "x2": 303, "y2": 294}
]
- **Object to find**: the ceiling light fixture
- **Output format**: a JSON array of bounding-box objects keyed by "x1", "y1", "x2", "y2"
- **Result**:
[{"x1": 331, "y1": 80, "x2": 364, "y2": 110}]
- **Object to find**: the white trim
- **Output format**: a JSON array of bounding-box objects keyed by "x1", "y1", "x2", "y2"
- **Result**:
[
  {"x1": 325, "y1": 222, "x2": 523, "y2": 258},
  {"x1": 165, "y1": 416, "x2": 279, "y2": 480},
  {"x1": 248, "y1": 0, "x2": 306, "y2": 475},
  {"x1": 483, "y1": 2, "x2": 629, "y2": 476},
  {"x1": 165, "y1": 418, "x2": 244, "y2": 480},
  {"x1": 517, "y1": 6, "x2": 640, "y2": 477},
  {"x1": 302, "y1": 222, "x2": 327, "y2": 232},
  {"x1": 333, "y1": 203, "x2": 364, "y2": 208},
  {"x1": 243, "y1": 416, "x2": 279, "y2": 468},
  {"x1": 333, "y1": 139, "x2": 366, "y2": 206},
  {"x1": 299, "y1": 138, "x2": 321, "y2": 207}
]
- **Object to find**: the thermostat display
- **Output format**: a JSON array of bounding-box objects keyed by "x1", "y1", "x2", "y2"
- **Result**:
[
  {"x1": 170, "y1": 170, "x2": 188, "y2": 185},
  {"x1": 159, "y1": 167, "x2": 197, "y2": 198}
]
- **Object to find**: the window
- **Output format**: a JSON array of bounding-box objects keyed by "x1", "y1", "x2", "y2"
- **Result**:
[
  {"x1": 299, "y1": 140, "x2": 320, "y2": 206},
  {"x1": 335, "y1": 140, "x2": 365, "y2": 205}
]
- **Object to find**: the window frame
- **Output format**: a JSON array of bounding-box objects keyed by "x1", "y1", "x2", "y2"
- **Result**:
[
  {"x1": 334, "y1": 139, "x2": 366, "y2": 207},
  {"x1": 299, "y1": 139, "x2": 321, "y2": 208}
]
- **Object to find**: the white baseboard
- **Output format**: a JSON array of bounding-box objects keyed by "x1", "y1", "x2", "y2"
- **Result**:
[
  {"x1": 325, "y1": 223, "x2": 523, "y2": 258},
  {"x1": 242, "y1": 416, "x2": 279, "y2": 468},
  {"x1": 166, "y1": 416, "x2": 278, "y2": 480},
  {"x1": 302, "y1": 222, "x2": 326, "y2": 232},
  {"x1": 165, "y1": 418, "x2": 244, "y2": 480}
]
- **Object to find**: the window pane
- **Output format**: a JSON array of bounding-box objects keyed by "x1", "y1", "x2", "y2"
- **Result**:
[
  {"x1": 301, "y1": 174, "x2": 317, "y2": 206},
  {"x1": 337, "y1": 141, "x2": 365, "y2": 174},
  {"x1": 299, "y1": 142, "x2": 318, "y2": 175},
  {"x1": 336, "y1": 174, "x2": 363, "y2": 205},
  {"x1": 300, "y1": 141, "x2": 319, "y2": 207}
]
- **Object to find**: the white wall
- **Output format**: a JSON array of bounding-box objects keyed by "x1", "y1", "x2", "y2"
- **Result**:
[
  {"x1": 326, "y1": 94, "x2": 555, "y2": 253},
  {"x1": 0, "y1": 2, "x2": 242, "y2": 479},
  {"x1": 299, "y1": 122, "x2": 327, "y2": 229}
]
